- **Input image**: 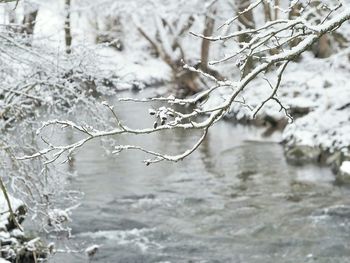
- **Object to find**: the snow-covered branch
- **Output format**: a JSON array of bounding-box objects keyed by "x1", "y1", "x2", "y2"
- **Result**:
[{"x1": 13, "y1": 1, "x2": 350, "y2": 166}]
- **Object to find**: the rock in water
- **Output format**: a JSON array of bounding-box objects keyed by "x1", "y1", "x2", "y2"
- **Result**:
[
  {"x1": 85, "y1": 244, "x2": 100, "y2": 259},
  {"x1": 336, "y1": 161, "x2": 350, "y2": 184},
  {"x1": 285, "y1": 145, "x2": 321, "y2": 165}
]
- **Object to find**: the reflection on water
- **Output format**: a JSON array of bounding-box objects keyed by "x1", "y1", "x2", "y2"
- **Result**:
[{"x1": 51, "y1": 91, "x2": 350, "y2": 263}]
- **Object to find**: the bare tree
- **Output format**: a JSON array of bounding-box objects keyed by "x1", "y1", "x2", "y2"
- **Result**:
[
  {"x1": 64, "y1": 0, "x2": 72, "y2": 54},
  {"x1": 135, "y1": 13, "x2": 198, "y2": 94},
  {"x1": 0, "y1": 0, "x2": 120, "y2": 240},
  {"x1": 134, "y1": 1, "x2": 223, "y2": 96}
]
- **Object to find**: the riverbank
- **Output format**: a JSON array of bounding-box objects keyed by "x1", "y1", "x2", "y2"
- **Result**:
[
  {"x1": 209, "y1": 52, "x2": 350, "y2": 182},
  {"x1": 109, "y1": 45, "x2": 350, "y2": 181},
  {"x1": 0, "y1": 195, "x2": 48, "y2": 262},
  {"x1": 121, "y1": 47, "x2": 350, "y2": 181}
]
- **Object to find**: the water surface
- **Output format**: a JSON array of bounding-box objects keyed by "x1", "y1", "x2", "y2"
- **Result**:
[{"x1": 51, "y1": 91, "x2": 350, "y2": 263}]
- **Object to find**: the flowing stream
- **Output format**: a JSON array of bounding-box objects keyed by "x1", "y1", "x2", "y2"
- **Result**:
[{"x1": 50, "y1": 91, "x2": 350, "y2": 263}]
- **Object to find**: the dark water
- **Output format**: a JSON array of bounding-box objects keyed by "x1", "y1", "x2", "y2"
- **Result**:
[{"x1": 51, "y1": 91, "x2": 350, "y2": 263}]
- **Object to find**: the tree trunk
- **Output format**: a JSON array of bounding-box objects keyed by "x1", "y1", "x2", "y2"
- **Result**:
[
  {"x1": 21, "y1": 9, "x2": 38, "y2": 36},
  {"x1": 263, "y1": 1, "x2": 279, "y2": 22},
  {"x1": 199, "y1": 8, "x2": 216, "y2": 72},
  {"x1": 288, "y1": 3, "x2": 303, "y2": 48},
  {"x1": 20, "y1": 3, "x2": 39, "y2": 46},
  {"x1": 64, "y1": 0, "x2": 72, "y2": 54},
  {"x1": 274, "y1": 0, "x2": 279, "y2": 20},
  {"x1": 236, "y1": 0, "x2": 255, "y2": 78},
  {"x1": 262, "y1": 2, "x2": 272, "y2": 22},
  {"x1": 313, "y1": 34, "x2": 331, "y2": 58}
]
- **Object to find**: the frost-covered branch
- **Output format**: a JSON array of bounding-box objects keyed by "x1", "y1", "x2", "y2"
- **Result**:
[
  {"x1": 252, "y1": 60, "x2": 289, "y2": 119},
  {"x1": 10, "y1": 1, "x2": 350, "y2": 166}
]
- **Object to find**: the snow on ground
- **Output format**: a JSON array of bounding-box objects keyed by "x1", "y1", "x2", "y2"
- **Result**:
[
  {"x1": 95, "y1": 47, "x2": 171, "y2": 86},
  {"x1": 204, "y1": 50, "x2": 350, "y2": 155},
  {"x1": 0, "y1": 194, "x2": 23, "y2": 230},
  {"x1": 281, "y1": 54, "x2": 350, "y2": 153}
]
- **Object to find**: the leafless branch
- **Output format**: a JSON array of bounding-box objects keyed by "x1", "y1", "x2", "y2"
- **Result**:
[{"x1": 13, "y1": 2, "x2": 350, "y2": 166}]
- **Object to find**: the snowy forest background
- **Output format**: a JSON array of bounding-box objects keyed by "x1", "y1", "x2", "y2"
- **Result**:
[{"x1": 0, "y1": 0, "x2": 350, "y2": 262}]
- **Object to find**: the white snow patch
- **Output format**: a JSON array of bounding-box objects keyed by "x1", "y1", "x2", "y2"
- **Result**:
[{"x1": 340, "y1": 161, "x2": 350, "y2": 175}]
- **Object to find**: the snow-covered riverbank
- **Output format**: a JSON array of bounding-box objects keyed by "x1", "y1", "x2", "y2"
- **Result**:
[
  {"x1": 203, "y1": 50, "x2": 350, "y2": 181},
  {"x1": 92, "y1": 40, "x2": 350, "y2": 180},
  {"x1": 0, "y1": 195, "x2": 48, "y2": 262}
]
